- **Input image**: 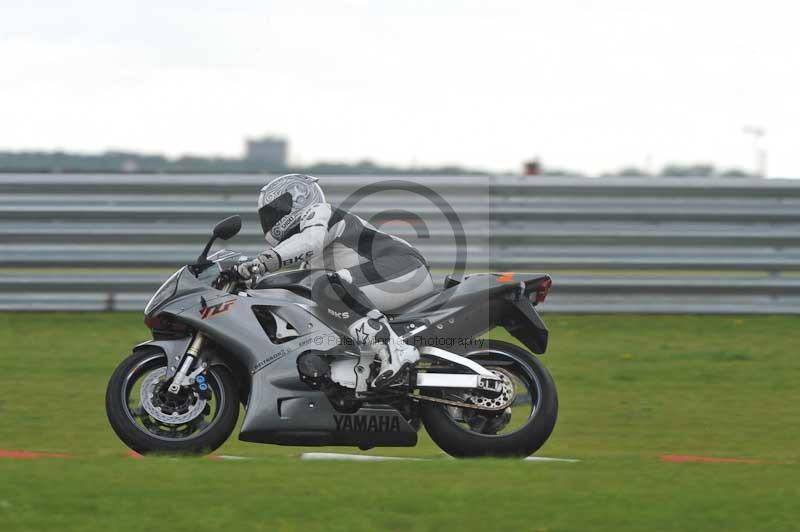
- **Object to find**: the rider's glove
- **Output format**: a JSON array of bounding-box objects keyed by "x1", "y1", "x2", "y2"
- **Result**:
[{"x1": 237, "y1": 250, "x2": 280, "y2": 280}]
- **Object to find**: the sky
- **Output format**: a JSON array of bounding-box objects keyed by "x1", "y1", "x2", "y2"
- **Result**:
[{"x1": 1, "y1": 0, "x2": 799, "y2": 176}]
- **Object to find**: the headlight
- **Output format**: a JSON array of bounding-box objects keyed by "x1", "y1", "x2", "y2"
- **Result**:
[{"x1": 144, "y1": 269, "x2": 182, "y2": 315}]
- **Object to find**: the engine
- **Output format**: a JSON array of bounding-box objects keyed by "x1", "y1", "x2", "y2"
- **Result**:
[
  {"x1": 296, "y1": 351, "x2": 331, "y2": 388},
  {"x1": 297, "y1": 352, "x2": 366, "y2": 413},
  {"x1": 297, "y1": 352, "x2": 364, "y2": 387}
]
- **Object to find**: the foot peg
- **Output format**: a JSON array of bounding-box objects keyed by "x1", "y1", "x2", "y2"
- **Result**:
[{"x1": 372, "y1": 362, "x2": 413, "y2": 389}]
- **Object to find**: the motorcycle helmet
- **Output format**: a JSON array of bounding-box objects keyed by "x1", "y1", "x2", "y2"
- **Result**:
[{"x1": 258, "y1": 174, "x2": 326, "y2": 246}]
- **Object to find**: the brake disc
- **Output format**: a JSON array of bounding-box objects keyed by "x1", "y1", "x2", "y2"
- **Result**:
[
  {"x1": 465, "y1": 367, "x2": 516, "y2": 410},
  {"x1": 139, "y1": 367, "x2": 207, "y2": 425}
]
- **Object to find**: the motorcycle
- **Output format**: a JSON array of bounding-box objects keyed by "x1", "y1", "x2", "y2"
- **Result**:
[{"x1": 105, "y1": 215, "x2": 557, "y2": 458}]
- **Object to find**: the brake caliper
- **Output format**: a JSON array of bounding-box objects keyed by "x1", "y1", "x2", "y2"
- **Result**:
[{"x1": 194, "y1": 374, "x2": 212, "y2": 401}]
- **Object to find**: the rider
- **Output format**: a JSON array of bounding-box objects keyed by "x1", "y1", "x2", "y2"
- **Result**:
[{"x1": 237, "y1": 174, "x2": 434, "y2": 388}]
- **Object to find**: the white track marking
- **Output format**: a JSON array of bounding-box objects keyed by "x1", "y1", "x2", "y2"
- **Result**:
[
  {"x1": 300, "y1": 452, "x2": 579, "y2": 462},
  {"x1": 301, "y1": 452, "x2": 427, "y2": 462},
  {"x1": 524, "y1": 456, "x2": 580, "y2": 463}
]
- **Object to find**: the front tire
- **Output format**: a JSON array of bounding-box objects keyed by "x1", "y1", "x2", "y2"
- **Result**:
[
  {"x1": 106, "y1": 347, "x2": 239, "y2": 455},
  {"x1": 420, "y1": 340, "x2": 558, "y2": 458}
]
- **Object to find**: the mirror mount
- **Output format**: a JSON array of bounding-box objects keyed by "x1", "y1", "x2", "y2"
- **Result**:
[
  {"x1": 195, "y1": 215, "x2": 242, "y2": 266},
  {"x1": 196, "y1": 236, "x2": 218, "y2": 266}
]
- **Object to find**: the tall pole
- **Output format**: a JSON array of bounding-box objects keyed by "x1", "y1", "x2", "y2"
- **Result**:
[{"x1": 743, "y1": 126, "x2": 767, "y2": 178}]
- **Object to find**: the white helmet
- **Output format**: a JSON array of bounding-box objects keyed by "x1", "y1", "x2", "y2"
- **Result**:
[{"x1": 258, "y1": 174, "x2": 325, "y2": 245}]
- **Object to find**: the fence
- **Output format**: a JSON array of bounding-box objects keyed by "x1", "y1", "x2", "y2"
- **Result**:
[{"x1": 1, "y1": 174, "x2": 799, "y2": 313}]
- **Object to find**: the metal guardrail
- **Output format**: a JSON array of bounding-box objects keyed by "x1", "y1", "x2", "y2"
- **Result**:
[
  {"x1": 1, "y1": 174, "x2": 799, "y2": 313},
  {"x1": 2, "y1": 273, "x2": 800, "y2": 313}
]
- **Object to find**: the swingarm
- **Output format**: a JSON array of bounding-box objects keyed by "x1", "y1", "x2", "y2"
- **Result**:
[{"x1": 415, "y1": 346, "x2": 503, "y2": 393}]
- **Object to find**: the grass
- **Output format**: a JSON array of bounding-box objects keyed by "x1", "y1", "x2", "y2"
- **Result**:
[{"x1": 0, "y1": 313, "x2": 798, "y2": 531}]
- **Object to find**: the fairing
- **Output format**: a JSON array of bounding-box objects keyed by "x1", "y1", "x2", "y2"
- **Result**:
[{"x1": 139, "y1": 265, "x2": 547, "y2": 447}]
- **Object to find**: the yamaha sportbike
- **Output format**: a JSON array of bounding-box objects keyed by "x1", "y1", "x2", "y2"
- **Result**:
[{"x1": 106, "y1": 216, "x2": 557, "y2": 458}]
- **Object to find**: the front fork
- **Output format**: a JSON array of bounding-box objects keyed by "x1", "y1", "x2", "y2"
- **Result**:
[
  {"x1": 167, "y1": 281, "x2": 235, "y2": 395},
  {"x1": 167, "y1": 333, "x2": 208, "y2": 394}
]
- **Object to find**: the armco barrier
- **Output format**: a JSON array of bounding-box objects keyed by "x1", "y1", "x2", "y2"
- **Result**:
[{"x1": 1, "y1": 174, "x2": 798, "y2": 313}]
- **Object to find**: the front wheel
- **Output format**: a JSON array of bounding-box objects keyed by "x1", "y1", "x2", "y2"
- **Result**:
[
  {"x1": 105, "y1": 347, "x2": 239, "y2": 455},
  {"x1": 420, "y1": 340, "x2": 558, "y2": 458}
]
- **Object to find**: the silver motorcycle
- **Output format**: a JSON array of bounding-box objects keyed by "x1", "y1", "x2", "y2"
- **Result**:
[{"x1": 105, "y1": 215, "x2": 558, "y2": 458}]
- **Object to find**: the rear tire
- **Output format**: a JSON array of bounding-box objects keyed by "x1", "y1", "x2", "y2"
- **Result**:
[
  {"x1": 420, "y1": 340, "x2": 558, "y2": 458},
  {"x1": 106, "y1": 348, "x2": 239, "y2": 455}
]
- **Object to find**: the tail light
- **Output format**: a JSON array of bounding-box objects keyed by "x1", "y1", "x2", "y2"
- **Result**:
[{"x1": 530, "y1": 278, "x2": 552, "y2": 305}]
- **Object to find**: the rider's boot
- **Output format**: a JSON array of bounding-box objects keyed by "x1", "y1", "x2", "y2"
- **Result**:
[{"x1": 347, "y1": 310, "x2": 419, "y2": 388}]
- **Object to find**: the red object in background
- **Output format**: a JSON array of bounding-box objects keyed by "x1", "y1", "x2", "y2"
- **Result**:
[
  {"x1": 0, "y1": 449, "x2": 70, "y2": 459},
  {"x1": 524, "y1": 159, "x2": 541, "y2": 175},
  {"x1": 660, "y1": 454, "x2": 763, "y2": 464}
]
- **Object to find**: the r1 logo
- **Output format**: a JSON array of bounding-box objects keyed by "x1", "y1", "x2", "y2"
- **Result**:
[{"x1": 200, "y1": 300, "x2": 236, "y2": 320}]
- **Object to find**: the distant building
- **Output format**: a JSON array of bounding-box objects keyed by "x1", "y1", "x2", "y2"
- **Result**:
[{"x1": 245, "y1": 136, "x2": 288, "y2": 169}]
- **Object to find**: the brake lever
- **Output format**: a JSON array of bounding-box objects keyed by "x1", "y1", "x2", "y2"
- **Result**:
[{"x1": 214, "y1": 269, "x2": 239, "y2": 290}]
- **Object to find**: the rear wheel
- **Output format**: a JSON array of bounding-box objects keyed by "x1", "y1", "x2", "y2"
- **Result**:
[
  {"x1": 420, "y1": 340, "x2": 558, "y2": 458},
  {"x1": 105, "y1": 348, "x2": 239, "y2": 455}
]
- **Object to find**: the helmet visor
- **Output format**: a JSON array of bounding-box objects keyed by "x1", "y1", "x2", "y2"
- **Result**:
[{"x1": 258, "y1": 191, "x2": 293, "y2": 234}]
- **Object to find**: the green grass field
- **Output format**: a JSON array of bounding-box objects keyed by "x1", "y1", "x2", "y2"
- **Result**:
[{"x1": 1, "y1": 313, "x2": 798, "y2": 531}]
